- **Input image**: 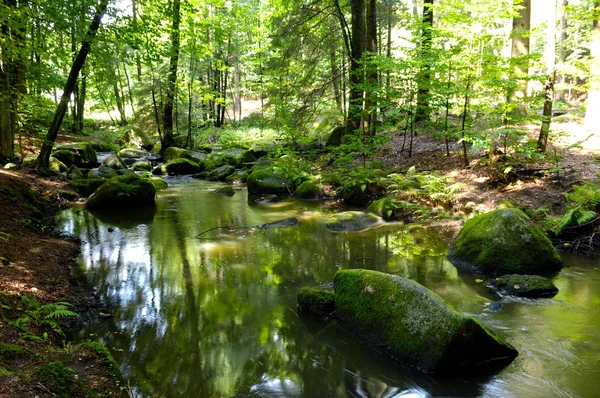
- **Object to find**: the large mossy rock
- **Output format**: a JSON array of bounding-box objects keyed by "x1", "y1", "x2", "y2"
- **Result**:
[
  {"x1": 118, "y1": 147, "x2": 150, "y2": 159},
  {"x1": 448, "y1": 208, "x2": 562, "y2": 275},
  {"x1": 150, "y1": 177, "x2": 168, "y2": 191},
  {"x1": 326, "y1": 211, "x2": 380, "y2": 232},
  {"x1": 297, "y1": 284, "x2": 334, "y2": 320},
  {"x1": 101, "y1": 154, "x2": 126, "y2": 170},
  {"x1": 87, "y1": 165, "x2": 118, "y2": 179},
  {"x1": 51, "y1": 149, "x2": 76, "y2": 167},
  {"x1": 55, "y1": 142, "x2": 98, "y2": 167},
  {"x1": 247, "y1": 169, "x2": 288, "y2": 195},
  {"x1": 295, "y1": 179, "x2": 322, "y2": 198},
  {"x1": 153, "y1": 158, "x2": 202, "y2": 175},
  {"x1": 217, "y1": 148, "x2": 255, "y2": 168},
  {"x1": 131, "y1": 160, "x2": 152, "y2": 171},
  {"x1": 206, "y1": 164, "x2": 235, "y2": 181},
  {"x1": 22, "y1": 155, "x2": 67, "y2": 172},
  {"x1": 226, "y1": 170, "x2": 250, "y2": 183},
  {"x1": 492, "y1": 274, "x2": 558, "y2": 298},
  {"x1": 334, "y1": 269, "x2": 518, "y2": 373},
  {"x1": 85, "y1": 174, "x2": 156, "y2": 210},
  {"x1": 69, "y1": 178, "x2": 106, "y2": 196}
]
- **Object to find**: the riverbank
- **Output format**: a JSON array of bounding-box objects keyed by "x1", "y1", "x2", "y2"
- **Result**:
[{"x1": 0, "y1": 169, "x2": 126, "y2": 397}]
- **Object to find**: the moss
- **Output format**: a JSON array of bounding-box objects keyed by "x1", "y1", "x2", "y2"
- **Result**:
[
  {"x1": 81, "y1": 341, "x2": 123, "y2": 380},
  {"x1": 206, "y1": 164, "x2": 235, "y2": 181},
  {"x1": 325, "y1": 211, "x2": 380, "y2": 232},
  {"x1": 118, "y1": 147, "x2": 149, "y2": 159},
  {"x1": 0, "y1": 365, "x2": 14, "y2": 376},
  {"x1": 55, "y1": 142, "x2": 98, "y2": 167},
  {"x1": 218, "y1": 148, "x2": 255, "y2": 168},
  {"x1": 226, "y1": 170, "x2": 250, "y2": 183},
  {"x1": 154, "y1": 158, "x2": 202, "y2": 175},
  {"x1": 101, "y1": 154, "x2": 126, "y2": 170},
  {"x1": 448, "y1": 208, "x2": 563, "y2": 275},
  {"x1": 69, "y1": 178, "x2": 106, "y2": 196},
  {"x1": 87, "y1": 165, "x2": 118, "y2": 179},
  {"x1": 0, "y1": 343, "x2": 36, "y2": 360},
  {"x1": 150, "y1": 177, "x2": 168, "y2": 191},
  {"x1": 131, "y1": 160, "x2": 152, "y2": 171},
  {"x1": 493, "y1": 274, "x2": 559, "y2": 297},
  {"x1": 86, "y1": 174, "x2": 156, "y2": 210},
  {"x1": 162, "y1": 146, "x2": 195, "y2": 162},
  {"x1": 214, "y1": 186, "x2": 235, "y2": 196},
  {"x1": 66, "y1": 165, "x2": 84, "y2": 180},
  {"x1": 333, "y1": 269, "x2": 517, "y2": 373},
  {"x1": 51, "y1": 149, "x2": 76, "y2": 167},
  {"x1": 295, "y1": 179, "x2": 322, "y2": 198},
  {"x1": 32, "y1": 361, "x2": 76, "y2": 397},
  {"x1": 247, "y1": 169, "x2": 288, "y2": 195},
  {"x1": 297, "y1": 284, "x2": 334, "y2": 319}
]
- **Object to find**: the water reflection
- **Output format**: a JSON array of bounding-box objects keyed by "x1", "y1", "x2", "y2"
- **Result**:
[{"x1": 55, "y1": 178, "x2": 600, "y2": 398}]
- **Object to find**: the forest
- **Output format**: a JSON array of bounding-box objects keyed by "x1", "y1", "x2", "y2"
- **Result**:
[{"x1": 0, "y1": 0, "x2": 600, "y2": 396}]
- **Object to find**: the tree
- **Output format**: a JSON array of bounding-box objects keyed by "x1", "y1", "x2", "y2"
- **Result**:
[
  {"x1": 364, "y1": 0, "x2": 378, "y2": 136},
  {"x1": 414, "y1": 0, "x2": 434, "y2": 123},
  {"x1": 510, "y1": 0, "x2": 531, "y2": 107},
  {"x1": 348, "y1": 0, "x2": 366, "y2": 132},
  {"x1": 161, "y1": 0, "x2": 181, "y2": 152},
  {"x1": 36, "y1": 0, "x2": 109, "y2": 171},
  {"x1": 584, "y1": 1, "x2": 600, "y2": 130}
]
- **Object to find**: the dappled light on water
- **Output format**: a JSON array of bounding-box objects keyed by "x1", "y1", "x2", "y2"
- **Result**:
[{"x1": 55, "y1": 178, "x2": 600, "y2": 398}]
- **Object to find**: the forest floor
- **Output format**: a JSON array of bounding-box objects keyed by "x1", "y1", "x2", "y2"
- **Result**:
[{"x1": 0, "y1": 170, "x2": 126, "y2": 397}]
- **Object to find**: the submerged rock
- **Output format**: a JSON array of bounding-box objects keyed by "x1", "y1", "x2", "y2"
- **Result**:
[
  {"x1": 247, "y1": 170, "x2": 288, "y2": 195},
  {"x1": 297, "y1": 284, "x2": 334, "y2": 320},
  {"x1": 492, "y1": 274, "x2": 558, "y2": 298},
  {"x1": 214, "y1": 186, "x2": 235, "y2": 196},
  {"x1": 255, "y1": 217, "x2": 298, "y2": 230},
  {"x1": 448, "y1": 208, "x2": 562, "y2": 275},
  {"x1": 326, "y1": 211, "x2": 380, "y2": 232},
  {"x1": 334, "y1": 269, "x2": 518, "y2": 373},
  {"x1": 85, "y1": 174, "x2": 156, "y2": 210},
  {"x1": 206, "y1": 164, "x2": 235, "y2": 181}
]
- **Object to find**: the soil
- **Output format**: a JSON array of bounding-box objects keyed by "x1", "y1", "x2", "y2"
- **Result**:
[{"x1": 0, "y1": 169, "x2": 126, "y2": 397}]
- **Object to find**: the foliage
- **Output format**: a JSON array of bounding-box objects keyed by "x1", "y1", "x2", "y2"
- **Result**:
[
  {"x1": 10, "y1": 295, "x2": 78, "y2": 340},
  {"x1": 386, "y1": 166, "x2": 463, "y2": 208},
  {"x1": 32, "y1": 361, "x2": 77, "y2": 398},
  {"x1": 552, "y1": 182, "x2": 600, "y2": 235}
]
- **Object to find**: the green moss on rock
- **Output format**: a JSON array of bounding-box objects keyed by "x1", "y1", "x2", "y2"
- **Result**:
[
  {"x1": 214, "y1": 185, "x2": 235, "y2": 196},
  {"x1": 85, "y1": 174, "x2": 156, "y2": 210},
  {"x1": 226, "y1": 170, "x2": 250, "y2": 183},
  {"x1": 297, "y1": 284, "x2": 334, "y2": 319},
  {"x1": 333, "y1": 269, "x2": 518, "y2": 373},
  {"x1": 448, "y1": 208, "x2": 563, "y2": 275},
  {"x1": 101, "y1": 154, "x2": 126, "y2": 170},
  {"x1": 154, "y1": 158, "x2": 202, "y2": 175},
  {"x1": 55, "y1": 142, "x2": 97, "y2": 167},
  {"x1": 326, "y1": 211, "x2": 380, "y2": 232},
  {"x1": 207, "y1": 164, "x2": 235, "y2": 181},
  {"x1": 150, "y1": 177, "x2": 168, "y2": 191},
  {"x1": 295, "y1": 179, "x2": 322, "y2": 198},
  {"x1": 131, "y1": 160, "x2": 152, "y2": 171},
  {"x1": 247, "y1": 169, "x2": 288, "y2": 195},
  {"x1": 69, "y1": 178, "x2": 106, "y2": 196},
  {"x1": 66, "y1": 165, "x2": 84, "y2": 180},
  {"x1": 0, "y1": 343, "x2": 36, "y2": 360},
  {"x1": 87, "y1": 165, "x2": 118, "y2": 179},
  {"x1": 51, "y1": 149, "x2": 76, "y2": 167},
  {"x1": 493, "y1": 274, "x2": 558, "y2": 297},
  {"x1": 118, "y1": 147, "x2": 149, "y2": 159}
]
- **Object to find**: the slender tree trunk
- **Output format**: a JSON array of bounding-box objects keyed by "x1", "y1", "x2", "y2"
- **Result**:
[
  {"x1": 123, "y1": 65, "x2": 136, "y2": 118},
  {"x1": 331, "y1": 47, "x2": 342, "y2": 113},
  {"x1": 461, "y1": 76, "x2": 471, "y2": 167},
  {"x1": 36, "y1": 0, "x2": 108, "y2": 171},
  {"x1": 365, "y1": 0, "x2": 378, "y2": 137},
  {"x1": 556, "y1": 0, "x2": 569, "y2": 101},
  {"x1": 415, "y1": 0, "x2": 434, "y2": 123},
  {"x1": 584, "y1": 1, "x2": 600, "y2": 131},
  {"x1": 510, "y1": 0, "x2": 531, "y2": 109},
  {"x1": 348, "y1": 0, "x2": 365, "y2": 132},
  {"x1": 132, "y1": 0, "x2": 142, "y2": 82},
  {"x1": 162, "y1": 0, "x2": 181, "y2": 152},
  {"x1": 76, "y1": 71, "x2": 86, "y2": 133},
  {"x1": 113, "y1": 80, "x2": 127, "y2": 125},
  {"x1": 538, "y1": 73, "x2": 555, "y2": 151}
]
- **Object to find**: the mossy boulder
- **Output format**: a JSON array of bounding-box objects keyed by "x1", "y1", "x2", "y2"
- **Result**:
[
  {"x1": 297, "y1": 284, "x2": 334, "y2": 320},
  {"x1": 334, "y1": 269, "x2": 518, "y2": 373},
  {"x1": 55, "y1": 142, "x2": 98, "y2": 167},
  {"x1": 3, "y1": 163, "x2": 17, "y2": 170},
  {"x1": 51, "y1": 149, "x2": 76, "y2": 167},
  {"x1": 218, "y1": 148, "x2": 255, "y2": 168},
  {"x1": 101, "y1": 154, "x2": 126, "y2": 170},
  {"x1": 85, "y1": 174, "x2": 156, "y2": 210},
  {"x1": 150, "y1": 177, "x2": 168, "y2": 191},
  {"x1": 206, "y1": 164, "x2": 235, "y2": 181},
  {"x1": 118, "y1": 147, "x2": 150, "y2": 159},
  {"x1": 66, "y1": 165, "x2": 84, "y2": 180},
  {"x1": 448, "y1": 208, "x2": 563, "y2": 275},
  {"x1": 161, "y1": 146, "x2": 207, "y2": 164},
  {"x1": 69, "y1": 178, "x2": 106, "y2": 196},
  {"x1": 153, "y1": 158, "x2": 202, "y2": 175},
  {"x1": 247, "y1": 169, "x2": 288, "y2": 195},
  {"x1": 214, "y1": 186, "x2": 235, "y2": 196},
  {"x1": 251, "y1": 158, "x2": 274, "y2": 172},
  {"x1": 131, "y1": 160, "x2": 152, "y2": 171},
  {"x1": 326, "y1": 211, "x2": 381, "y2": 232},
  {"x1": 87, "y1": 165, "x2": 118, "y2": 179},
  {"x1": 22, "y1": 155, "x2": 66, "y2": 172},
  {"x1": 295, "y1": 179, "x2": 322, "y2": 198},
  {"x1": 492, "y1": 274, "x2": 559, "y2": 297},
  {"x1": 226, "y1": 170, "x2": 250, "y2": 183}
]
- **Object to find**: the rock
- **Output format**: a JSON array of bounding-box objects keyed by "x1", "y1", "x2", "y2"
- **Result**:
[
  {"x1": 326, "y1": 211, "x2": 381, "y2": 232},
  {"x1": 150, "y1": 177, "x2": 168, "y2": 191},
  {"x1": 492, "y1": 274, "x2": 559, "y2": 298},
  {"x1": 334, "y1": 269, "x2": 518, "y2": 373},
  {"x1": 131, "y1": 160, "x2": 152, "y2": 171},
  {"x1": 85, "y1": 174, "x2": 156, "y2": 210},
  {"x1": 21, "y1": 156, "x2": 66, "y2": 172},
  {"x1": 55, "y1": 142, "x2": 98, "y2": 167},
  {"x1": 297, "y1": 284, "x2": 334, "y2": 320},
  {"x1": 66, "y1": 165, "x2": 84, "y2": 180},
  {"x1": 116, "y1": 169, "x2": 136, "y2": 176},
  {"x1": 295, "y1": 179, "x2": 322, "y2": 198},
  {"x1": 69, "y1": 178, "x2": 106, "y2": 196},
  {"x1": 101, "y1": 154, "x2": 126, "y2": 170},
  {"x1": 214, "y1": 186, "x2": 235, "y2": 196},
  {"x1": 161, "y1": 147, "x2": 207, "y2": 165},
  {"x1": 153, "y1": 158, "x2": 202, "y2": 175},
  {"x1": 251, "y1": 158, "x2": 274, "y2": 172},
  {"x1": 255, "y1": 217, "x2": 299, "y2": 230},
  {"x1": 3, "y1": 163, "x2": 17, "y2": 170},
  {"x1": 226, "y1": 170, "x2": 250, "y2": 183},
  {"x1": 448, "y1": 208, "x2": 563, "y2": 275},
  {"x1": 217, "y1": 148, "x2": 255, "y2": 168},
  {"x1": 51, "y1": 149, "x2": 76, "y2": 167},
  {"x1": 247, "y1": 169, "x2": 288, "y2": 195},
  {"x1": 118, "y1": 147, "x2": 150, "y2": 159},
  {"x1": 206, "y1": 164, "x2": 235, "y2": 181},
  {"x1": 22, "y1": 155, "x2": 37, "y2": 168},
  {"x1": 87, "y1": 165, "x2": 118, "y2": 179}
]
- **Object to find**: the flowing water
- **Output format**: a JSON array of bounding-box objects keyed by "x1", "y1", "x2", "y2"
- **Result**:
[{"x1": 55, "y1": 177, "x2": 600, "y2": 398}]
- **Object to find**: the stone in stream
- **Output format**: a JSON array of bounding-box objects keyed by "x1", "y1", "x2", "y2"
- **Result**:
[
  {"x1": 55, "y1": 142, "x2": 98, "y2": 167},
  {"x1": 448, "y1": 208, "x2": 563, "y2": 276},
  {"x1": 131, "y1": 160, "x2": 152, "y2": 171},
  {"x1": 101, "y1": 154, "x2": 126, "y2": 170},
  {"x1": 325, "y1": 211, "x2": 381, "y2": 232},
  {"x1": 51, "y1": 149, "x2": 76, "y2": 167},
  {"x1": 294, "y1": 179, "x2": 322, "y2": 198},
  {"x1": 206, "y1": 164, "x2": 235, "y2": 181},
  {"x1": 152, "y1": 158, "x2": 202, "y2": 176},
  {"x1": 333, "y1": 269, "x2": 518, "y2": 373},
  {"x1": 214, "y1": 186, "x2": 235, "y2": 196},
  {"x1": 255, "y1": 217, "x2": 298, "y2": 230},
  {"x1": 297, "y1": 283, "x2": 334, "y2": 320},
  {"x1": 87, "y1": 165, "x2": 118, "y2": 179},
  {"x1": 118, "y1": 147, "x2": 150, "y2": 159},
  {"x1": 492, "y1": 274, "x2": 558, "y2": 298},
  {"x1": 85, "y1": 174, "x2": 156, "y2": 210},
  {"x1": 247, "y1": 169, "x2": 288, "y2": 195}
]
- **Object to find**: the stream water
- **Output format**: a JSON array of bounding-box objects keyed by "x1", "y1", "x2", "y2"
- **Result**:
[{"x1": 55, "y1": 177, "x2": 600, "y2": 398}]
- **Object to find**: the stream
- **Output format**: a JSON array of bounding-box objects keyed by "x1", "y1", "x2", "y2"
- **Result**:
[{"x1": 55, "y1": 177, "x2": 600, "y2": 398}]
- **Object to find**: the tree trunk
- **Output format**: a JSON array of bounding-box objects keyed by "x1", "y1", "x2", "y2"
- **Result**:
[
  {"x1": 348, "y1": 0, "x2": 365, "y2": 133},
  {"x1": 75, "y1": 71, "x2": 86, "y2": 133},
  {"x1": 537, "y1": 73, "x2": 555, "y2": 152},
  {"x1": 162, "y1": 0, "x2": 181, "y2": 152},
  {"x1": 364, "y1": 0, "x2": 378, "y2": 137},
  {"x1": 113, "y1": 80, "x2": 127, "y2": 125},
  {"x1": 556, "y1": 0, "x2": 569, "y2": 102},
  {"x1": 331, "y1": 47, "x2": 342, "y2": 113},
  {"x1": 132, "y1": 0, "x2": 142, "y2": 82},
  {"x1": 415, "y1": 0, "x2": 434, "y2": 123},
  {"x1": 36, "y1": 0, "x2": 108, "y2": 171},
  {"x1": 510, "y1": 0, "x2": 531, "y2": 107},
  {"x1": 584, "y1": 1, "x2": 600, "y2": 131}
]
